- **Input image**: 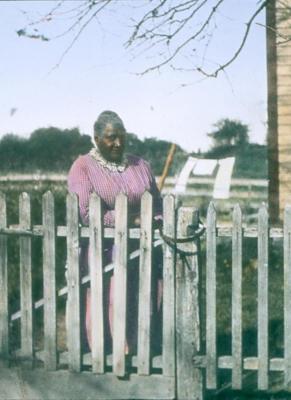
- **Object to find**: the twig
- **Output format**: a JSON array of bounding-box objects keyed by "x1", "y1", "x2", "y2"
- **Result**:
[{"x1": 198, "y1": 0, "x2": 270, "y2": 77}]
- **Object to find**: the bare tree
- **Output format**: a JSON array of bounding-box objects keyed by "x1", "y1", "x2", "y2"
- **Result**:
[{"x1": 16, "y1": 0, "x2": 286, "y2": 77}]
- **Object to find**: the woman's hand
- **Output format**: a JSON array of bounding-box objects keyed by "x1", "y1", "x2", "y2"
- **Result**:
[
  {"x1": 132, "y1": 216, "x2": 141, "y2": 227},
  {"x1": 129, "y1": 215, "x2": 162, "y2": 229}
]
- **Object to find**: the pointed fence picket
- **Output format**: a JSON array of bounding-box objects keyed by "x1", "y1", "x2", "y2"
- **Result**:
[
  {"x1": 113, "y1": 193, "x2": 128, "y2": 377},
  {"x1": 66, "y1": 192, "x2": 81, "y2": 372},
  {"x1": 231, "y1": 204, "x2": 243, "y2": 389},
  {"x1": 257, "y1": 204, "x2": 269, "y2": 390},
  {"x1": 89, "y1": 193, "x2": 105, "y2": 374},
  {"x1": 42, "y1": 191, "x2": 57, "y2": 370},
  {"x1": 137, "y1": 191, "x2": 153, "y2": 375},
  {"x1": 162, "y1": 194, "x2": 176, "y2": 377},
  {"x1": 206, "y1": 202, "x2": 217, "y2": 389},
  {"x1": 19, "y1": 192, "x2": 33, "y2": 362}
]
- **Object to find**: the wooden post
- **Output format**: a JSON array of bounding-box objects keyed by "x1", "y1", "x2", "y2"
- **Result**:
[
  {"x1": 158, "y1": 143, "x2": 176, "y2": 191},
  {"x1": 176, "y1": 207, "x2": 203, "y2": 400}
]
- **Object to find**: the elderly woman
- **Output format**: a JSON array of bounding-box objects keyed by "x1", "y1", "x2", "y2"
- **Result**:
[{"x1": 68, "y1": 110, "x2": 163, "y2": 353}]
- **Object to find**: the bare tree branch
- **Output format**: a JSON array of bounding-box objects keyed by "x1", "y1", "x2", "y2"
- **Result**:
[
  {"x1": 17, "y1": 0, "x2": 272, "y2": 78},
  {"x1": 256, "y1": 21, "x2": 291, "y2": 45},
  {"x1": 56, "y1": 2, "x2": 110, "y2": 70},
  {"x1": 197, "y1": 0, "x2": 269, "y2": 77},
  {"x1": 128, "y1": 0, "x2": 225, "y2": 76}
]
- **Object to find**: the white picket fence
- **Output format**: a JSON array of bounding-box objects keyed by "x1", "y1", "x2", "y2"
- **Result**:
[
  {"x1": 0, "y1": 191, "x2": 198, "y2": 399},
  {"x1": 1, "y1": 191, "x2": 291, "y2": 398},
  {"x1": 194, "y1": 202, "x2": 290, "y2": 393}
]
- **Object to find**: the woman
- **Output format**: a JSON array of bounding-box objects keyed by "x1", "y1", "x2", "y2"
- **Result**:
[{"x1": 68, "y1": 110, "x2": 163, "y2": 353}]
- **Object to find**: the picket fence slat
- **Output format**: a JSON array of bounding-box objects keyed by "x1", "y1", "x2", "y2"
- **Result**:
[
  {"x1": 138, "y1": 192, "x2": 153, "y2": 375},
  {"x1": 113, "y1": 193, "x2": 128, "y2": 377},
  {"x1": 89, "y1": 193, "x2": 105, "y2": 374},
  {"x1": 162, "y1": 195, "x2": 176, "y2": 377},
  {"x1": 284, "y1": 206, "x2": 291, "y2": 387},
  {"x1": 0, "y1": 193, "x2": 9, "y2": 359},
  {"x1": 257, "y1": 204, "x2": 269, "y2": 390},
  {"x1": 66, "y1": 193, "x2": 81, "y2": 372},
  {"x1": 206, "y1": 202, "x2": 217, "y2": 389},
  {"x1": 19, "y1": 192, "x2": 34, "y2": 361},
  {"x1": 232, "y1": 204, "x2": 243, "y2": 389},
  {"x1": 42, "y1": 191, "x2": 57, "y2": 370}
]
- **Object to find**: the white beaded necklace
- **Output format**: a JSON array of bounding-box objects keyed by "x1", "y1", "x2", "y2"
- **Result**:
[{"x1": 89, "y1": 146, "x2": 128, "y2": 173}]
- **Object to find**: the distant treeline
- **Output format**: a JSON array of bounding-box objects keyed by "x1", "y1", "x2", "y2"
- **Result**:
[
  {"x1": 0, "y1": 127, "x2": 187, "y2": 176},
  {"x1": 207, "y1": 142, "x2": 268, "y2": 179},
  {"x1": 0, "y1": 127, "x2": 267, "y2": 178}
]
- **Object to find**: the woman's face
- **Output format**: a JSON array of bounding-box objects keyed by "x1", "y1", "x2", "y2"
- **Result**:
[{"x1": 95, "y1": 123, "x2": 126, "y2": 163}]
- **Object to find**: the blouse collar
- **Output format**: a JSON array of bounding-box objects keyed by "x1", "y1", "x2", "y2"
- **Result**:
[{"x1": 89, "y1": 146, "x2": 128, "y2": 173}]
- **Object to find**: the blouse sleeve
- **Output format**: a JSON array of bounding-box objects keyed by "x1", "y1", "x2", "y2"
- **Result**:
[
  {"x1": 68, "y1": 157, "x2": 92, "y2": 225},
  {"x1": 103, "y1": 210, "x2": 115, "y2": 227}
]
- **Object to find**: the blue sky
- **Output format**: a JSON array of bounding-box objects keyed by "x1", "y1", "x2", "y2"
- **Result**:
[{"x1": 0, "y1": 1, "x2": 267, "y2": 152}]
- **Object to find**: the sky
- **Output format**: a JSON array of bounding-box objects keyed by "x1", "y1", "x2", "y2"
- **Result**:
[{"x1": 0, "y1": 1, "x2": 267, "y2": 152}]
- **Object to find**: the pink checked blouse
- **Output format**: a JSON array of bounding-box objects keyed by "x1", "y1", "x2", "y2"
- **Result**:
[{"x1": 68, "y1": 152, "x2": 162, "y2": 226}]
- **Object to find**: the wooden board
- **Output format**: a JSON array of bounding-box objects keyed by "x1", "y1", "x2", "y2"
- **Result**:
[
  {"x1": 257, "y1": 204, "x2": 269, "y2": 390},
  {"x1": 42, "y1": 191, "x2": 57, "y2": 370},
  {"x1": 89, "y1": 193, "x2": 105, "y2": 373},
  {"x1": 137, "y1": 192, "x2": 153, "y2": 375},
  {"x1": 66, "y1": 193, "x2": 81, "y2": 372},
  {"x1": 19, "y1": 192, "x2": 33, "y2": 361},
  {"x1": 231, "y1": 204, "x2": 242, "y2": 389},
  {"x1": 176, "y1": 206, "x2": 203, "y2": 399},
  {"x1": 113, "y1": 194, "x2": 128, "y2": 377},
  {"x1": 162, "y1": 195, "x2": 176, "y2": 377},
  {"x1": 206, "y1": 202, "x2": 217, "y2": 389}
]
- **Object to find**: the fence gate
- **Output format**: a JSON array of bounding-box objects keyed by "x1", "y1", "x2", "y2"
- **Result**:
[{"x1": 0, "y1": 191, "x2": 203, "y2": 400}]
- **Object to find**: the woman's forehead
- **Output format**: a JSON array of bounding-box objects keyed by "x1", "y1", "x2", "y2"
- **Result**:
[{"x1": 103, "y1": 123, "x2": 125, "y2": 137}]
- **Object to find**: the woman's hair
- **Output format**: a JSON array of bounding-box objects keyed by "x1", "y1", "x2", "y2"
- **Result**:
[{"x1": 94, "y1": 110, "x2": 126, "y2": 137}]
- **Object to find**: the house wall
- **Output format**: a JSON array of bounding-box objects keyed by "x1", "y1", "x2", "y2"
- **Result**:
[{"x1": 268, "y1": 0, "x2": 291, "y2": 220}]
